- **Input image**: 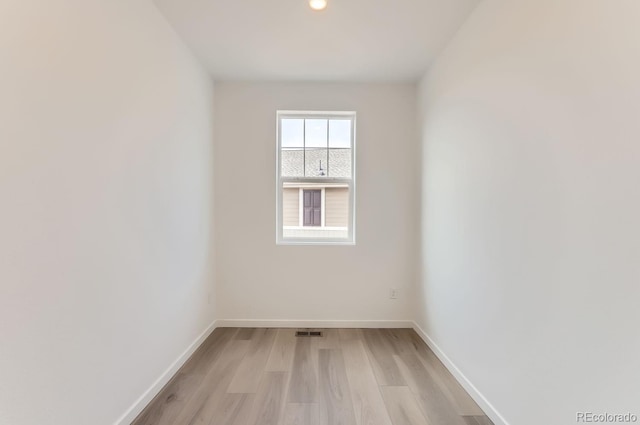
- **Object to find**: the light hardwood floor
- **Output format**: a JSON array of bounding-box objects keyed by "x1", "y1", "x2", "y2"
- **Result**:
[{"x1": 132, "y1": 328, "x2": 494, "y2": 425}]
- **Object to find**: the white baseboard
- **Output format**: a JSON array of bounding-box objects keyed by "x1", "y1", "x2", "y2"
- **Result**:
[
  {"x1": 217, "y1": 319, "x2": 414, "y2": 328},
  {"x1": 411, "y1": 322, "x2": 510, "y2": 425},
  {"x1": 114, "y1": 319, "x2": 219, "y2": 425}
]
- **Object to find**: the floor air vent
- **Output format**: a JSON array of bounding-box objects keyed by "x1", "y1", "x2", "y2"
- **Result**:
[{"x1": 295, "y1": 330, "x2": 323, "y2": 337}]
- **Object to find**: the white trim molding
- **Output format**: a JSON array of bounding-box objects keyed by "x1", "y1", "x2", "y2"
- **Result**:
[
  {"x1": 217, "y1": 319, "x2": 414, "y2": 329},
  {"x1": 321, "y1": 187, "x2": 326, "y2": 227},
  {"x1": 114, "y1": 320, "x2": 219, "y2": 425},
  {"x1": 298, "y1": 188, "x2": 303, "y2": 227},
  {"x1": 411, "y1": 322, "x2": 510, "y2": 425}
]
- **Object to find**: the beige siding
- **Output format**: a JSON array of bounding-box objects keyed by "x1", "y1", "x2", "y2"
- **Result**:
[
  {"x1": 325, "y1": 187, "x2": 349, "y2": 227},
  {"x1": 283, "y1": 188, "x2": 299, "y2": 226}
]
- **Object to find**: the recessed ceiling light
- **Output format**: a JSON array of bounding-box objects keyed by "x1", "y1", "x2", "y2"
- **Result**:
[{"x1": 309, "y1": 0, "x2": 327, "y2": 11}]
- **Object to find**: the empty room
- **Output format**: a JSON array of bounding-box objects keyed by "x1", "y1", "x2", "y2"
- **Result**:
[{"x1": 1, "y1": 1, "x2": 639, "y2": 425}]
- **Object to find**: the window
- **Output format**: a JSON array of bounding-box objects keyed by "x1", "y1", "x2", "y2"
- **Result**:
[{"x1": 276, "y1": 111, "x2": 356, "y2": 245}]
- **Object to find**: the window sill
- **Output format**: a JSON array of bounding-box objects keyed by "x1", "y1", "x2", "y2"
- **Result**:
[{"x1": 276, "y1": 239, "x2": 356, "y2": 246}]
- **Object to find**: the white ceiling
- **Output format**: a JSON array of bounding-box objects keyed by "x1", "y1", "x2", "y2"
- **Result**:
[{"x1": 154, "y1": 0, "x2": 480, "y2": 82}]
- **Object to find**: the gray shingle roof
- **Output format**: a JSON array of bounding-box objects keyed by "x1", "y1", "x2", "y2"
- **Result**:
[{"x1": 282, "y1": 148, "x2": 351, "y2": 178}]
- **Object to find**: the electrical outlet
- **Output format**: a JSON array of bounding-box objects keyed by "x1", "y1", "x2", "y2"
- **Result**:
[{"x1": 390, "y1": 288, "x2": 399, "y2": 299}]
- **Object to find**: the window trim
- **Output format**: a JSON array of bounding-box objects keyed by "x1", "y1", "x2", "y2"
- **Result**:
[{"x1": 276, "y1": 110, "x2": 356, "y2": 245}]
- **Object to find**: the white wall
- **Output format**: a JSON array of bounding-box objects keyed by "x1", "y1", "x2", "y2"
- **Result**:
[
  {"x1": 417, "y1": 1, "x2": 640, "y2": 424},
  {"x1": 214, "y1": 82, "x2": 419, "y2": 323},
  {"x1": 0, "y1": 1, "x2": 215, "y2": 424}
]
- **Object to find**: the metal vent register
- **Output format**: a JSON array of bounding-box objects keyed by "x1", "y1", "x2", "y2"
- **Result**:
[{"x1": 295, "y1": 330, "x2": 323, "y2": 337}]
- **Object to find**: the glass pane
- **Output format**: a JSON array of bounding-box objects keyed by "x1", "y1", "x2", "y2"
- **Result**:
[
  {"x1": 282, "y1": 149, "x2": 304, "y2": 177},
  {"x1": 328, "y1": 148, "x2": 351, "y2": 178},
  {"x1": 281, "y1": 119, "x2": 304, "y2": 148},
  {"x1": 329, "y1": 120, "x2": 351, "y2": 148},
  {"x1": 305, "y1": 119, "x2": 328, "y2": 148},
  {"x1": 282, "y1": 183, "x2": 350, "y2": 240},
  {"x1": 328, "y1": 120, "x2": 352, "y2": 178},
  {"x1": 305, "y1": 148, "x2": 328, "y2": 177},
  {"x1": 281, "y1": 183, "x2": 300, "y2": 228},
  {"x1": 281, "y1": 119, "x2": 304, "y2": 177}
]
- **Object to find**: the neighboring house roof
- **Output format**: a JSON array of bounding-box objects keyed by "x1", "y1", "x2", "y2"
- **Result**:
[{"x1": 282, "y1": 148, "x2": 351, "y2": 178}]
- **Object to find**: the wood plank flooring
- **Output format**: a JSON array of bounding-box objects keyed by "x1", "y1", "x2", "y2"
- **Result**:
[{"x1": 132, "y1": 328, "x2": 494, "y2": 425}]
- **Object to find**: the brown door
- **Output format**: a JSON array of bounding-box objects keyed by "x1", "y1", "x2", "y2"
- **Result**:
[{"x1": 303, "y1": 190, "x2": 321, "y2": 226}]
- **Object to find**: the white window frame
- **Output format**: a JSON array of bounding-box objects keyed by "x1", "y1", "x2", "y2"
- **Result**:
[{"x1": 276, "y1": 110, "x2": 356, "y2": 245}]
